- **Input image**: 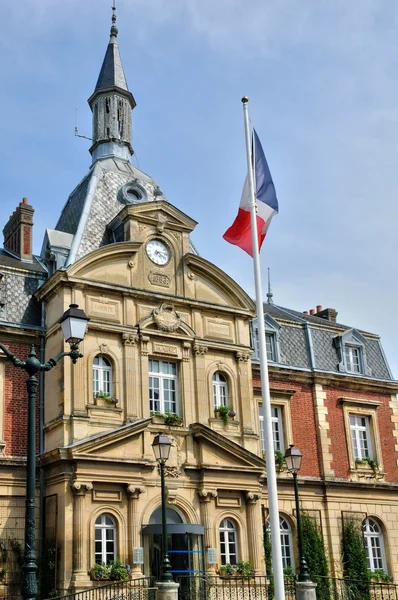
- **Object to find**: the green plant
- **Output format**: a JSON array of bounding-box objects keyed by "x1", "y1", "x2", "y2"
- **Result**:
[
  {"x1": 263, "y1": 523, "x2": 274, "y2": 599},
  {"x1": 216, "y1": 405, "x2": 230, "y2": 425},
  {"x1": 0, "y1": 567, "x2": 6, "y2": 581},
  {"x1": 164, "y1": 411, "x2": 183, "y2": 426},
  {"x1": 274, "y1": 449, "x2": 286, "y2": 470},
  {"x1": 109, "y1": 558, "x2": 128, "y2": 581},
  {"x1": 371, "y1": 569, "x2": 392, "y2": 582},
  {"x1": 283, "y1": 566, "x2": 295, "y2": 578},
  {"x1": 95, "y1": 390, "x2": 114, "y2": 403},
  {"x1": 301, "y1": 512, "x2": 330, "y2": 600},
  {"x1": 235, "y1": 561, "x2": 254, "y2": 578},
  {"x1": 8, "y1": 537, "x2": 23, "y2": 567},
  {"x1": 91, "y1": 562, "x2": 111, "y2": 580},
  {"x1": 342, "y1": 518, "x2": 370, "y2": 600},
  {"x1": 219, "y1": 563, "x2": 234, "y2": 577},
  {"x1": 150, "y1": 411, "x2": 164, "y2": 418},
  {"x1": 0, "y1": 541, "x2": 7, "y2": 563}
]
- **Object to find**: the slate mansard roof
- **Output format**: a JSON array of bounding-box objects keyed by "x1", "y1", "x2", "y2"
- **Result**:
[{"x1": 252, "y1": 303, "x2": 394, "y2": 382}]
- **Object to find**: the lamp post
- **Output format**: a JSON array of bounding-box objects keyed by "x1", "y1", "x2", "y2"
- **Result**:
[
  {"x1": 152, "y1": 433, "x2": 173, "y2": 582},
  {"x1": 284, "y1": 444, "x2": 310, "y2": 583},
  {"x1": 0, "y1": 303, "x2": 89, "y2": 600}
]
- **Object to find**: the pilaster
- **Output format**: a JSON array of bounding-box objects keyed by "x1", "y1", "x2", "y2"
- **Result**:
[
  {"x1": 126, "y1": 484, "x2": 145, "y2": 575},
  {"x1": 71, "y1": 481, "x2": 93, "y2": 584},
  {"x1": 123, "y1": 332, "x2": 139, "y2": 420},
  {"x1": 193, "y1": 344, "x2": 208, "y2": 423},
  {"x1": 312, "y1": 383, "x2": 334, "y2": 478},
  {"x1": 198, "y1": 488, "x2": 218, "y2": 573},
  {"x1": 245, "y1": 492, "x2": 264, "y2": 574}
]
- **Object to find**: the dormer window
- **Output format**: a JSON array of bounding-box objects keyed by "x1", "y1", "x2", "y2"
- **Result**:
[
  {"x1": 334, "y1": 329, "x2": 371, "y2": 376},
  {"x1": 251, "y1": 315, "x2": 285, "y2": 364},
  {"x1": 344, "y1": 345, "x2": 361, "y2": 374}
]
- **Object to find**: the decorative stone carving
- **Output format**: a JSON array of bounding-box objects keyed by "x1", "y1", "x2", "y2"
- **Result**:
[
  {"x1": 148, "y1": 272, "x2": 171, "y2": 288},
  {"x1": 71, "y1": 481, "x2": 93, "y2": 496},
  {"x1": 193, "y1": 344, "x2": 208, "y2": 356},
  {"x1": 245, "y1": 491, "x2": 260, "y2": 504},
  {"x1": 141, "y1": 335, "x2": 150, "y2": 356},
  {"x1": 153, "y1": 303, "x2": 181, "y2": 332},
  {"x1": 99, "y1": 343, "x2": 108, "y2": 354},
  {"x1": 236, "y1": 351, "x2": 252, "y2": 363},
  {"x1": 166, "y1": 488, "x2": 179, "y2": 504},
  {"x1": 182, "y1": 342, "x2": 191, "y2": 363},
  {"x1": 122, "y1": 332, "x2": 139, "y2": 346},
  {"x1": 156, "y1": 213, "x2": 168, "y2": 233},
  {"x1": 198, "y1": 488, "x2": 218, "y2": 503},
  {"x1": 162, "y1": 436, "x2": 182, "y2": 478},
  {"x1": 126, "y1": 484, "x2": 145, "y2": 499}
]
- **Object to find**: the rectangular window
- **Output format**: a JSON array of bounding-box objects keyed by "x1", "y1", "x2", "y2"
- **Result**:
[
  {"x1": 350, "y1": 415, "x2": 372, "y2": 460},
  {"x1": 149, "y1": 360, "x2": 178, "y2": 414},
  {"x1": 345, "y1": 346, "x2": 361, "y2": 373},
  {"x1": 253, "y1": 329, "x2": 276, "y2": 361},
  {"x1": 259, "y1": 405, "x2": 284, "y2": 454}
]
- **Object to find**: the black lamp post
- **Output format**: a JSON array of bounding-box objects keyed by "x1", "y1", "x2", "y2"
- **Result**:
[
  {"x1": 0, "y1": 303, "x2": 89, "y2": 600},
  {"x1": 284, "y1": 444, "x2": 311, "y2": 583},
  {"x1": 152, "y1": 433, "x2": 173, "y2": 582}
]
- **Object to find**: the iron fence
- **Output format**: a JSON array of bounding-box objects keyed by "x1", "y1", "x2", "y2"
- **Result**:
[
  {"x1": 314, "y1": 576, "x2": 398, "y2": 600},
  {"x1": 176, "y1": 574, "x2": 297, "y2": 600},
  {"x1": 45, "y1": 577, "x2": 156, "y2": 600}
]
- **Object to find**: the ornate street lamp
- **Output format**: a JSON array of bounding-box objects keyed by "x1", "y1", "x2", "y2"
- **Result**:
[
  {"x1": 0, "y1": 303, "x2": 89, "y2": 600},
  {"x1": 152, "y1": 433, "x2": 173, "y2": 582},
  {"x1": 284, "y1": 444, "x2": 311, "y2": 582}
]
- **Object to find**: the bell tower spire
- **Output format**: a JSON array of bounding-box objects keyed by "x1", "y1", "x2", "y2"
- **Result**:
[{"x1": 88, "y1": 3, "x2": 136, "y2": 163}]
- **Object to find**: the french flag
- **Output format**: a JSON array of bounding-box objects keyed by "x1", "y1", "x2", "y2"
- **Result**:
[{"x1": 223, "y1": 129, "x2": 278, "y2": 257}]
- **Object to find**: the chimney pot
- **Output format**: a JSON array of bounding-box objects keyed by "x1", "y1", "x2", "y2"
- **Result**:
[
  {"x1": 3, "y1": 200, "x2": 34, "y2": 262},
  {"x1": 303, "y1": 311, "x2": 309, "y2": 315},
  {"x1": 316, "y1": 305, "x2": 322, "y2": 312},
  {"x1": 22, "y1": 198, "x2": 28, "y2": 205},
  {"x1": 309, "y1": 309, "x2": 315, "y2": 315}
]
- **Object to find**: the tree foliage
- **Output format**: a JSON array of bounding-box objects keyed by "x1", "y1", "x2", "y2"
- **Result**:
[
  {"x1": 301, "y1": 512, "x2": 330, "y2": 600},
  {"x1": 341, "y1": 518, "x2": 370, "y2": 600}
]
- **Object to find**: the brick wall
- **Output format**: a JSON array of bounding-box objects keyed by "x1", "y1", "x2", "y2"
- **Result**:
[
  {"x1": 324, "y1": 386, "x2": 398, "y2": 482},
  {"x1": 4, "y1": 342, "x2": 40, "y2": 457},
  {"x1": 253, "y1": 375, "x2": 321, "y2": 478}
]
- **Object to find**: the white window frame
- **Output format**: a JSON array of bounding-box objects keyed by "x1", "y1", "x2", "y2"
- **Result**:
[
  {"x1": 350, "y1": 415, "x2": 372, "y2": 461},
  {"x1": 363, "y1": 518, "x2": 387, "y2": 573},
  {"x1": 213, "y1": 372, "x2": 228, "y2": 408},
  {"x1": 253, "y1": 330, "x2": 276, "y2": 362},
  {"x1": 219, "y1": 518, "x2": 238, "y2": 565},
  {"x1": 149, "y1": 360, "x2": 178, "y2": 414},
  {"x1": 345, "y1": 345, "x2": 362, "y2": 374},
  {"x1": 266, "y1": 516, "x2": 294, "y2": 571},
  {"x1": 259, "y1": 405, "x2": 284, "y2": 454},
  {"x1": 93, "y1": 355, "x2": 112, "y2": 397},
  {"x1": 95, "y1": 513, "x2": 117, "y2": 565}
]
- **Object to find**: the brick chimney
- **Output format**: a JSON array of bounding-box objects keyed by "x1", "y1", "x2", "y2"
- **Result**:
[
  {"x1": 315, "y1": 307, "x2": 338, "y2": 322},
  {"x1": 3, "y1": 198, "x2": 34, "y2": 262}
]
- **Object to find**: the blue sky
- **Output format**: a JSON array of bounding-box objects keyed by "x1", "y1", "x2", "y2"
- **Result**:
[{"x1": 1, "y1": 1, "x2": 397, "y2": 377}]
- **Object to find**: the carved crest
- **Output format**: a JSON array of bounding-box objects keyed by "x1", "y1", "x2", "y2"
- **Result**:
[{"x1": 153, "y1": 303, "x2": 181, "y2": 332}]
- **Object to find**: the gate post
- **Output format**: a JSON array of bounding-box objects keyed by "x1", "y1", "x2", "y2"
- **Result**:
[
  {"x1": 156, "y1": 581, "x2": 179, "y2": 600},
  {"x1": 296, "y1": 581, "x2": 317, "y2": 600}
]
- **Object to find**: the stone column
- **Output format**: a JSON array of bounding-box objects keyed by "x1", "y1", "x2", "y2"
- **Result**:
[
  {"x1": 122, "y1": 332, "x2": 139, "y2": 420},
  {"x1": 193, "y1": 345, "x2": 208, "y2": 423},
  {"x1": 236, "y1": 352, "x2": 255, "y2": 446},
  {"x1": 71, "y1": 481, "x2": 93, "y2": 584},
  {"x1": 198, "y1": 488, "x2": 217, "y2": 573},
  {"x1": 295, "y1": 581, "x2": 317, "y2": 600},
  {"x1": 127, "y1": 484, "x2": 145, "y2": 576},
  {"x1": 245, "y1": 492, "x2": 264, "y2": 574}
]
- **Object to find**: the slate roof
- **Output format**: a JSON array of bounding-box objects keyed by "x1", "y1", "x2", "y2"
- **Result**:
[
  {"x1": 252, "y1": 303, "x2": 394, "y2": 382},
  {"x1": 95, "y1": 38, "x2": 128, "y2": 92},
  {"x1": 53, "y1": 158, "x2": 168, "y2": 264},
  {"x1": 0, "y1": 250, "x2": 46, "y2": 274}
]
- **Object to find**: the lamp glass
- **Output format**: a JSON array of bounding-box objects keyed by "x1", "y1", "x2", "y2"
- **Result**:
[
  {"x1": 284, "y1": 444, "x2": 302, "y2": 473},
  {"x1": 59, "y1": 304, "x2": 89, "y2": 345},
  {"x1": 152, "y1": 434, "x2": 172, "y2": 463}
]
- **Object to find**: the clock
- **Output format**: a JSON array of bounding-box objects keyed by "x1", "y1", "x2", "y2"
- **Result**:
[{"x1": 146, "y1": 239, "x2": 170, "y2": 265}]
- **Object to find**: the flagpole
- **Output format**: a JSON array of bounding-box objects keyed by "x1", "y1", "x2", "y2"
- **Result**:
[{"x1": 241, "y1": 96, "x2": 285, "y2": 600}]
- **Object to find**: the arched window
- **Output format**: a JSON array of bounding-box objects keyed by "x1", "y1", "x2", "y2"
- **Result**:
[
  {"x1": 219, "y1": 518, "x2": 238, "y2": 565},
  {"x1": 363, "y1": 518, "x2": 387, "y2": 572},
  {"x1": 93, "y1": 355, "x2": 112, "y2": 397},
  {"x1": 213, "y1": 372, "x2": 228, "y2": 408},
  {"x1": 267, "y1": 516, "x2": 294, "y2": 570},
  {"x1": 95, "y1": 513, "x2": 116, "y2": 564}
]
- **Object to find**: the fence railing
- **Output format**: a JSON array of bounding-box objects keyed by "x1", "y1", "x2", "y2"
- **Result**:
[
  {"x1": 176, "y1": 574, "x2": 297, "y2": 600},
  {"x1": 314, "y1": 576, "x2": 398, "y2": 600},
  {"x1": 45, "y1": 577, "x2": 156, "y2": 600}
]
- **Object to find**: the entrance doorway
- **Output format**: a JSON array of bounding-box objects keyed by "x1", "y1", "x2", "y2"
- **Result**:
[{"x1": 143, "y1": 507, "x2": 204, "y2": 580}]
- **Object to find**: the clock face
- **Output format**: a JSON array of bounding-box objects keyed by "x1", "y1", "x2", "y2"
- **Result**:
[{"x1": 146, "y1": 239, "x2": 170, "y2": 265}]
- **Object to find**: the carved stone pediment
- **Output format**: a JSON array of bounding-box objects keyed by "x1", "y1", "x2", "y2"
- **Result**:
[{"x1": 153, "y1": 303, "x2": 181, "y2": 332}]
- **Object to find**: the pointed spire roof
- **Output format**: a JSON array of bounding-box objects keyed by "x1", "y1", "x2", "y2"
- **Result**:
[{"x1": 90, "y1": 3, "x2": 135, "y2": 107}]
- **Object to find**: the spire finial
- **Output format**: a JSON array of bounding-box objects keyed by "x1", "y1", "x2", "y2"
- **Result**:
[
  {"x1": 110, "y1": 0, "x2": 118, "y2": 41},
  {"x1": 267, "y1": 267, "x2": 274, "y2": 304}
]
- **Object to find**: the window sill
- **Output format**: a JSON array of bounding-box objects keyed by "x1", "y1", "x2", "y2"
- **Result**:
[
  {"x1": 209, "y1": 417, "x2": 240, "y2": 429},
  {"x1": 86, "y1": 403, "x2": 123, "y2": 413},
  {"x1": 350, "y1": 465, "x2": 385, "y2": 481}
]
